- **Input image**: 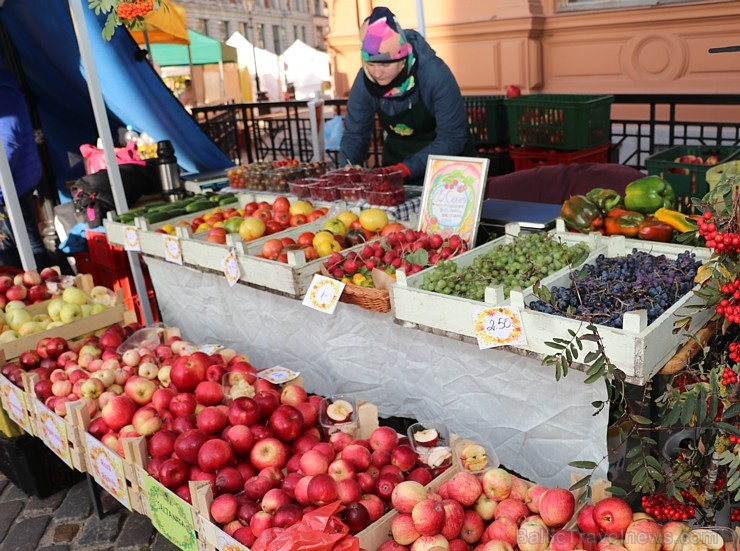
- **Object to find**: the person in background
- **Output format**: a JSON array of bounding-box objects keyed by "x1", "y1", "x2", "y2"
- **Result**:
[
  {"x1": 178, "y1": 78, "x2": 196, "y2": 112},
  {"x1": 339, "y1": 6, "x2": 473, "y2": 186},
  {"x1": 0, "y1": 67, "x2": 52, "y2": 270}
]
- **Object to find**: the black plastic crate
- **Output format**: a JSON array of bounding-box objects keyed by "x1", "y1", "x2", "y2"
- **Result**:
[
  {"x1": 474, "y1": 146, "x2": 515, "y2": 176},
  {"x1": 0, "y1": 434, "x2": 83, "y2": 498},
  {"x1": 465, "y1": 95, "x2": 508, "y2": 146}
]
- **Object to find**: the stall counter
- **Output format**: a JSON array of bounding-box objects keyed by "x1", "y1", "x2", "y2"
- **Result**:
[{"x1": 145, "y1": 257, "x2": 609, "y2": 488}]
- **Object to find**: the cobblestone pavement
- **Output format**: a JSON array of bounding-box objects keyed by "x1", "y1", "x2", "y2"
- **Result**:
[{"x1": 0, "y1": 471, "x2": 180, "y2": 551}]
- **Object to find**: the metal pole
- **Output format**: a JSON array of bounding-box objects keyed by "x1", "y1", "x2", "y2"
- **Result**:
[
  {"x1": 0, "y1": 139, "x2": 35, "y2": 270},
  {"x1": 68, "y1": 0, "x2": 155, "y2": 325},
  {"x1": 251, "y1": 14, "x2": 261, "y2": 93},
  {"x1": 415, "y1": 0, "x2": 426, "y2": 36}
]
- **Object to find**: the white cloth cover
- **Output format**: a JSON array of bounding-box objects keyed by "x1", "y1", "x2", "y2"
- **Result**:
[
  {"x1": 279, "y1": 40, "x2": 331, "y2": 100},
  {"x1": 226, "y1": 32, "x2": 283, "y2": 103},
  {"x1": 146, "y1": 258, "x2": 609, "y2": 488}
]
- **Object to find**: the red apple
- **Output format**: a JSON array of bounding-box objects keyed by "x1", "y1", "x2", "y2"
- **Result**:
[
  {"x1": 593, "y1": 497, "x2": 633, "y2": 537},
  {"x1": 101, "y1": 395, "x2": 137, "y2": 431},
  {"x1": 369, "y1": 425, "x2": 399, "y2": 452},
  {"x1": 341, "y1": 443, "x2": 372, "y2": 471},
  {"x1": 148, "y1": 429, "x2": 177, "y2": 458},
  {"x1": 306, "y1": 473, "x2": 338, "y2": 506},
  {"x1": 174, "y1": 429, "x2": 209, "y2": 465},
  {"x1": 343, "y1": 500, "x2": 371, "y2": 534},
  {"x1": 273, "y1": 503, "x2": 303, "y2": 528},
  {"x1": 198, "y1": 438, "x2": 235, "y2": 473},
  {"x1": 268, "y1": 404, "x2": 304, "y2": 442},
  {"x1": 196, "y1": 406, "x2": 228, "y2": 435},
  {"x1": 411, "y1": 498, "x2": 446, "y2": 536},
  {"x1": 210, "y1": 493, "x2": 238, "y2": 525},
  {"x1": 169, "y1": 354, "x2": 208, "y2": 392},
  {"x1": 249, "y1": 437, "x2": 288, "y2": 470},
  {"x1": 158, "y1": 457, "x2": 188, "y2": 489}
]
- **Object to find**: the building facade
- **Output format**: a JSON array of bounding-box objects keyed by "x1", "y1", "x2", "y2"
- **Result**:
[{"x1": 178, "y1": 0, "x2": 328, "y2": 54}]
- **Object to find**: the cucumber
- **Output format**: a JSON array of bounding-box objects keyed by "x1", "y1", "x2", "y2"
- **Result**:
[
  {"x1": 184, "y1": 200, "x2": 215, "y2": 213},
  {"x1": 218, "y1": 196, "x2": 237, "y2": 206},
  {"x1": 145, "y1": 208, "x2": 186, "y2": 224}
]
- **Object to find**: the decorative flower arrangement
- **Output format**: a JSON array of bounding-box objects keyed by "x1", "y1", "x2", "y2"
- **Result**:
[
  {"x1": 88, "y1": 0, "x2": 162, "y2": 41},
  {"x1": 543, "y1": 168, "x2": 740, "y2": 525}
]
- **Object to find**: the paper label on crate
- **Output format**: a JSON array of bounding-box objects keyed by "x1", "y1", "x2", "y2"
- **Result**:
[
  {"x1": 302, "y1": 274, "x2": 344, "y2": 314},
  {"x1": 144, "y1": 476, "x2": 198, "y2": 551},
  {"x1": 218, "y1": 531, "x2": 250, "y2": 551},
  {"x1": 85, "y1": 433, "x2": 130, "y2": 509},
  {"x1": 223, "y1": 248, "x2": 240, "y2": 286},
  {"x1": 472, "y1": 306, "x2": 528, "y2": 349},
  {"x1": 258, "y1": 366, "x2": 300, "y2": 384},
  {"x1": 123, "y1": 226, "x2": 141, "y2": 251},
  {"x1": 0, "y1": 376, "x2": 33, "y2": 435},
  {"x1": 194, "y1": 344, "x2": 223, "y2": 356},
  {"x1": 163, "y1": 235, "x2": 183, "y2": 265},
  {"x1": 36, "y1": 402, "x2": 72, "y2": 467}
]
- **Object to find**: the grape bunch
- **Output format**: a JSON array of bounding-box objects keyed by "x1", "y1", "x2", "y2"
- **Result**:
[
  {"x1": 117, "y1": 0, "x2": 155, "y2": 20},
  {"x1": 418, "y1": 233, "x2": 591, "y2": 301},
  {"x1": 528, "y1": 249, "x2": 702, "y2": 328},
  {"x1": 640, "y1": 494, "x2": 696, "y2": 521}
]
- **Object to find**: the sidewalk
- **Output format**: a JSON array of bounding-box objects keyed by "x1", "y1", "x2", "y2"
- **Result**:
[{"x1": 0, "y1": 471, "x2": 179, "y2": 551}]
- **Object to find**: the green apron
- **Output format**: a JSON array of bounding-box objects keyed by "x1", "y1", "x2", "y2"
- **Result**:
[{"x1": 379, "y1": 98, "x2": 475, "y2": 186}]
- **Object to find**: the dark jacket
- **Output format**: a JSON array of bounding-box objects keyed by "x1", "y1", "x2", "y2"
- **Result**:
[
  {"x1": 0, "y1": 69, "x2": 41, "y2": 203},
  {"x1": 339, "y1": 30, "x2": 469, "y2": 179}
]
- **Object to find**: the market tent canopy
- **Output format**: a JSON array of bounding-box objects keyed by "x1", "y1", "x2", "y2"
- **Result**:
[
  {"x1": 150, "y1": 29, "x2": 237, "y2": 66},
  {"x1": 0, "y1": 0, "x2": 233, "y2": 198},
  {"x1": 128, "y1": 0, "x2": 190, "y2": 45},
  {"x1": 279, "y1": 39, "x2": 330, "y2": 100},
  {"x1": 226, "y1": 32, "x2": 282, "y2": 102}
]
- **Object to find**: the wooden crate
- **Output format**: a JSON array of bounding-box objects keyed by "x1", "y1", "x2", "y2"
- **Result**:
[
  {"x1": 392, "y1": 224, "x2": 604, "y2": 339},
  {"x1": 509, "y1": 235, "x2": 714, "y2": 384}
]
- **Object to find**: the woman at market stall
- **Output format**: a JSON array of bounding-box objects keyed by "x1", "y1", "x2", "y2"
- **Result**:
[{"x1": 339, "y1": 6, "x2": 473, "y2": 186}]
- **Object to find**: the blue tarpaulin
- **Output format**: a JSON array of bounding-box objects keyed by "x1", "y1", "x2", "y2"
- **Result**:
[{"x1": 0, "y1": 1, "x2": 233, "y2": 200}]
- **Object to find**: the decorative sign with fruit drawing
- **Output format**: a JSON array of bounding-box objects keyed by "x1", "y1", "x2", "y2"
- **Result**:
[
  {"x1": 472, "y1": 305, "x2": 527, "y2": 349},
  {"x1": 302, "y1": 274, "x2": 344, "y2": 314},
  {"x1": 216, "y1": 531, "x2": 249, "y2": 551},
  {"x1": 0, "y1": 374, "x2": 33, "y2": 435},
  {"x1": 222, "y1": 248, "x2": 240, "y2": 286},
  {"x1": 419, "y1": 155, "x2": 489, "y2": 246},
  {"x1": 258, "y1": 366, "x2": 300, "y2": 385},
  {"x1": 123, "y1": 226, "x2": 141, "y2": 251},
  {"x1": 36, "y1": 402, "x2": 72, "y2": 467},
  {"x1": 85, "y1": 433, "x2": 130, "y2": 509},
  {"x1": 163, "y1": 235, "x2": 183, "y2": 265},
  {"x1": 144, "y1": 475, "x2": 198, "y2": 551}
]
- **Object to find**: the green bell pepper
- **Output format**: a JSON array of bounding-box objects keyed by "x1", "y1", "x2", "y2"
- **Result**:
[
  {"x1": 560, "y1": 195, "x2": 604, "y2": 233},
  {"x1": 623, "y1": 176, "x2": 676, "y2": 215},
  {"x1": 586, "y1": 188, "x2": 622, "y2": 213}
]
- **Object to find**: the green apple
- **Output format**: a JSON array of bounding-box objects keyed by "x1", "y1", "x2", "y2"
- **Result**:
[
  {"x1": 59, "y1": 302, "x2": 83, "y2": 323},
  {"x1": 0, "y1": 329, "x2": 19, "y2": 343},
  {"x1": 80, "y1": 304, "x2": 93, "y2": 318},
  {"x1": 90, "y1": 304, "x2": 108, "y2": 315},
  {"x1": 62, "y1": 286, "x2": 88, "y2": 306},
  {"x1": 46, "y1": 321, "x2": 65, "y2": 330},
  {"x1": 33, "y1": 313, "x2": 52, "y2": 324},
  {"x1": 6, "y1": 309, "x2": 32, "y2": 331},
  {"x1": 47, "y1": 297, "x2": 66, "y2": 322},
  {"x1": 18, "y1": 320, "x2": 46, "y2": 337},
  {"x1": 4, "y1": 300, "x2": 26, "y2": 311}
]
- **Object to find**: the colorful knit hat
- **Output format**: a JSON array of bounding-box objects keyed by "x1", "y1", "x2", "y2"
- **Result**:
[{"x1": 360, "y1": 7, "x2": 412, "y2": 62}]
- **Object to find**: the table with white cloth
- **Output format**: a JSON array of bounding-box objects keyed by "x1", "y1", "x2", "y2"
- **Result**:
[{"x1": 145, "y1": 257, "x2": 609, "y2": 488}]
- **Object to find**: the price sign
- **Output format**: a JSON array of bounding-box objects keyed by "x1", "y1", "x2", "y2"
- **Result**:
[
  {"x1": 0, "y1": 375, "x2": 33, "y2": 435},
  {"x1": 145, "y1": 476, "x2": 198, "y2": 551},
  {"x1": 123, "y1": 226, "x2": 141, "y2": 251},
  {"x1": 85, "y1": 433, "x2": 130, "y2": 509},
  {"x1": 302, "y1": 274, "x2": 344, "y2": 314},
  {"x1": 223, "y1": 248, "x2": 240, "y2": 286},
  {"x1": 472, "y1": 306, "x2": 527, "y2": 349},
  {"x1": 36, "y1": 402, "x2": 72, "y2": 466},
  {"x1": 163, "y1": 235, "x2": 183, "y2": 265},
  {"x1": 217, "y1": 531, "x2": 249, "y2": 551}
]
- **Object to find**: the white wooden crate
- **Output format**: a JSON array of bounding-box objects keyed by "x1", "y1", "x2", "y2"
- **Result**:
[
  {"x1": 509, "y1": 235, "x2": 713, "y2": 384},
  {"x1": 391, "y1": 224, "x2": 604, "y2": 339}
]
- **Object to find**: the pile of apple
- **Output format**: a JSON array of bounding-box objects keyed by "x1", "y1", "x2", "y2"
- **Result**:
[
  {"x1": 0, "y1": 283, "x2": 117, "y2": 344},
  {"x1": 322, "y1": 229, "x2": 468, "y2": 285},
  {"x1": 0, "y1": 267, "x2": 65, "y2": 309}
]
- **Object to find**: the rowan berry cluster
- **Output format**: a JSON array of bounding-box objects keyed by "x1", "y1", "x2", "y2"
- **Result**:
[
  {"x1": 640, "y1": 494, "x2": 696, "y2": 521},
  {"x1": 116, "y1": 0, "x2": 154, "y2": 21}
]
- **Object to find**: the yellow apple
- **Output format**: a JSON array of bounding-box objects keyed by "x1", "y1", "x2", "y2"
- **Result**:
[
  {"x1": 359, "y1": 208, "x2": 389, "y2": 232},
  {"x1": 337, "y1": 211, "x2": 358, "y2": 229},
  {"x1": 289, "y1": 200, "x2": 313, "y2": 217},
  {"x1": 239, "y1": 217, "x2": 266, "y2": 241}
]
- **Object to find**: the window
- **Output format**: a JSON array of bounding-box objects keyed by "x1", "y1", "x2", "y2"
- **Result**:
[
  {"x1": 256, "y1": 23, "x2": 265, "y2": 48},
  {"x1": 293, "y1": 25, "x2": 298, "y2": 42},
  {"x1": 216, "y1": 20, "x2": 225, "y2": 41},
  {"x1": 195, "y1": 18, "x2": 207, "y2": 34},
  {"x1": 315, "y1": 25, "x2": 324, "y2": 49},
  {"x1": 314, "y1": 0, "x2": 323, "y2": 15},
  {"x1": 273, "y1": 24, "x2": 281, "y2": 53},
  {"x1": 239, "y1": 21, "x2": 248, "y2": 37}
]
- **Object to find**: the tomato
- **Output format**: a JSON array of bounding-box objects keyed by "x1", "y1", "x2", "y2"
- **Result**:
[
  {"x1": 258, "y1": 201, "x2": 272, "y2": 210},
  {"x1": 289, "y1": 214, "x2": 308, "y2": 227},
  {"x1": 206, "y1": 227, "x2": 227, "y2": 244},
  {"x1": 297, "y1": 232, "x2": 315, "y2": 247},
  {"x1": 244, "y1": 202, "x2": 259, "y2": 215},
  {"x1": 238, "y1": 218, "x2": 266, "y2": 241},
  {"x1": 264, "y1": 220, "x2": 285, "y2": 235},
  {"x1": 381, "y1": 222, "x2": 407, "y2": 237},
  {"x1": 253, "y1": 208, "x2": 273, "y2": 222},
  {"x1": 272, "y1": 196, "x2": 291, "y2": 212},
  {"x1": 261, "y1": 238, "x2": 284, "y2": 260},
  {"x1": 308, "y1": 209, "x2": 327, "y2": 223},
  {"x1": 280, "y1": 236, "x2": 297, "y2": 247},
  {"x1": 303, "y1": 246, "x2": 319, "y2": 261},
  {"x1": 276, "y1": 252, "x2": 289, "y2": 264},
  {"x1": 273, "y1": 210, "x2": 291, "y2": 225}
]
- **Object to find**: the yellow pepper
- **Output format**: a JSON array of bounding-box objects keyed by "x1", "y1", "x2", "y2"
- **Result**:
[
  {"x1": 352, "y1": 273, "x2": 367, "y2": 286},
  {"x1": 653, "y1": 207, "x2": 698, "y2": 233}
]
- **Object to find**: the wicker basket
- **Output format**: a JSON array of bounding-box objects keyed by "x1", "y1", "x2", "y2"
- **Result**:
[{"x1": 338, "y1": 283, "x2": 391, "y2": 313}]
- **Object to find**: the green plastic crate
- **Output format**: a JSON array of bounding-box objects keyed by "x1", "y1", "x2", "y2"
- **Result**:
[
  {"x1": 464, "y1": 95, "x2": 508, "y2": 146},
  {"x1": 645, "y1": 145, "x2": 740, "y2": 211},
  {"x1": 505, "y1": 94, "x2": 613, "y2": 150}
]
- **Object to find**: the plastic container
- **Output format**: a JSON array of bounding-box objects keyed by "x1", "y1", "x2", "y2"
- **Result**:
[
  {"x1": 309, "y1": 179, "x2": 340, "y2": 202},
  {"x1": 366, "y1": 188, "x2": 405, "y2": 206},
  {"x1": 464, "y1": 95, "x2": 508, "y2": 146},
  {"x1": 319, "y1": 395, "x2": 359, "y2": 438},
  {"x1": 337, "y1": 183, "x2": 366, "y2": 203},
  {"x1": 289, "y1": 178, "x2": 321, "y2": 198},
  {"x1": 407, "y1": 421, "x2": 453, "y2": 469},
  {"x1": 646, "y1": 145, "x2": 740, "y2": 212},
  {"x1": 264, "y1": 166, "x2": 304, "y2": 193},
  {"x1": 124, "y1": 125, "x2": 139, "y2": 144},
  {"x1": 222, "y1": 372, "x2": 255, "y2": 404},
  {"x1": 452, "y1": 439, "x2": 499, "y2": 475},
  {"x1": 227, "y1": 166, "x2": 247, "y2": 189},
  {"x1": 505, "y1": 94, "x2": 614, "y2": 150},
  {"x1": 509, "y1": 142, "x2": 611, "y2": 171}
]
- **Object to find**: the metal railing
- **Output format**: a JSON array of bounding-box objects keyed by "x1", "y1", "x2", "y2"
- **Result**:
[{"x1": 192, "y1": 94, "x2": 740, "y2": 171}]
